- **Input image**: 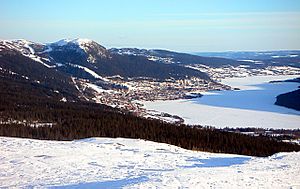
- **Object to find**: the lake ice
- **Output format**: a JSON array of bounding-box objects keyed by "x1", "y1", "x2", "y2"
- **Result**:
[{"x1": 144, "y1": 75, "x2": 300, "y2": 129}]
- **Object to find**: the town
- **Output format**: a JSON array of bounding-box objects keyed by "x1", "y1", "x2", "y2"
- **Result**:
[
  {"x1": 76, "y1": 76, "x2": 230, "y2": 119},
  {"x1": 73, "y1": 65, "x2": 300, "y2": 124}
]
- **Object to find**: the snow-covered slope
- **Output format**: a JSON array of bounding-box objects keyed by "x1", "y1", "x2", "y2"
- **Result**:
[
  {"x1": 109, "y1": 48, "x2": 177, "y2": 64},
  {"x1": 0, "y1": 137, "x2": 299, "y2": 188},
  {"x1": 0, "y1": 39, "x2": 54, "y2": 68},
  {"x1": 0, "y1": 38, "x2": 109, "y2": 66},
  {"x1": 49, "y1": 38, "x2": 110, "y2": 63}
]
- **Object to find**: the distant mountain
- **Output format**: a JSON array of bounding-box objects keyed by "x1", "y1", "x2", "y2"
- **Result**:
[
  {"x1": 109, "y1": 48, "x2": 244, "y2": 67},
  {"x1": 111, "y1": 48, "x2": 300, "y2": 69},
  {"x1": 194, "y1": 50, "x2": 300, "y2": 60},
  {"x1": 0, "y1": 38, "x2": 221, "y2": 109},
  {"x1": 0, "y1": 40, "x2": 82, "y2": 102},
  {"x1": 0, "y1": 39, "x2": 210, "y2": 81},
  {"x1": 194, "y1": 51, "x2": 300, "y2": 68},
  {"x1": 1, "y1": 39, "x2": 299, "y2": 107},
  {"x1": 1, "y1": 38, "x2": 300, "y2": 159}
]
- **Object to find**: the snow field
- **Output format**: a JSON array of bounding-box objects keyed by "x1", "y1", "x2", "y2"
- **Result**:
[{"x1": 0, "y1": 137, "x2": 299, "y2": 188}]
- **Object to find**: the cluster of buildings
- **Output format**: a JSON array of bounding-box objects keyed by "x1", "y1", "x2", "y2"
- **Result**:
[
  {"x1": 81, "y1": 65, "x2": 300, "y2": 123},
  {"x1": 187, "y1": 65, "x2": 300, "y2": 80},
  {"x1": 83, "y1": 77, "x2": 230, "y2": 116}
]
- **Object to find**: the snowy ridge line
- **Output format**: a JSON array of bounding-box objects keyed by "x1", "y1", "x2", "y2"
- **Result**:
[
  {"x1": 0, "y1": 39, "x2": 54, "y2": 68},
  {"x1": 49, "y1": 38, "x2": 93, "y2": 47},
  {"x1": 39, "y1": 38, "x2": 103, "y2": 57},
  {"x1": 48, "y1": 38, "x2": 109, "y2": 63}
]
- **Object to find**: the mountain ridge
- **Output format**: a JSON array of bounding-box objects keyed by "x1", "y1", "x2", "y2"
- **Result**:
[{"x1": 0, "y1": 38, "x2": 211, "y2": 81}]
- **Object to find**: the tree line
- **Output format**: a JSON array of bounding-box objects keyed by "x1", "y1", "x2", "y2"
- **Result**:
[{"x1": 0, "y1": 75, "x2": 300, "y2": 157}]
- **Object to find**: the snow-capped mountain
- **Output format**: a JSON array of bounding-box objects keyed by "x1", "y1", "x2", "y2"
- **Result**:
[
  {"x1": 109, "y1": 48, "x2": 246, "y2": 67},
  {"x1": 195, "y1": 50, "x2": 300, "y2": 68},
  {"x1": 0, "y1": 38, "x2": 213, "y2": 107},
  {"x1": 1, "y1": 38, "x2": 299, "y2": 107},
  {"x1": 0, "y1": 38, "x2": 209, "y2": 81},
  {"x1": 1, "y1": 39, "x2": 300, "y2": 189},
  {"x1": 49, "y1": 38, "x2": 110, "y2": 63},
  {"x1": 110, "y1": 48, "x2": 300, "y2": 69},
  {"x1": 195, "y1": 50, "x2": 300, "y2": 60},
  {"x1": 0, "y1": 38, "x2": 110, "y2": 66},
  {"x1": 0, "y1": 39, "x2": 54, "y2": 68}
]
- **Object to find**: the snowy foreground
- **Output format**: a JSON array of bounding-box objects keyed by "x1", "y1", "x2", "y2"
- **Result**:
[{"x1": 1, "y1": 137, "x2": 300, "y2": 188}]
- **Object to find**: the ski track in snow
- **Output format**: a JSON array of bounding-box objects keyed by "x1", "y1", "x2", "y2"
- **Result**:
[
  {"x1": 68, "y1": 63, "x2": 109, "y2": 82},
  {"x1": 0, "y1": 137, "x2": 299, "y2": 188}
]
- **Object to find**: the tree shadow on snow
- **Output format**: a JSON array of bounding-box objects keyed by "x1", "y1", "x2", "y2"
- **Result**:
[
  {"x1": 181, "y1": 156, "x2": 251, "y2": 168},
  {"x1": 49, "y1": 176, "x2": 149, "y2": 189}
]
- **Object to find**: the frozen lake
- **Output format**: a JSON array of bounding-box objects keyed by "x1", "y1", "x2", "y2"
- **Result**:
[{"x1": 144, "y1": 75, "x2": 300, "y2": 129}]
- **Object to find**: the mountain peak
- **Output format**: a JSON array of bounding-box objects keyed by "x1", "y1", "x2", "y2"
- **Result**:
[
  {"x1": 49, "y1": 38, "x2": 109, "y2": 63},
  {"x1": 72, "y1": 38, "x2": 94, "y2": 45},
  {"x1": 50, "y1": 38, "x2": 94, "y2": 47},
  {"x1": 11, "y1": 39, "x2": 33, "y2": 44},
  {"x1": 0, "y1": 39, "x2": 42, "y2": 56}
]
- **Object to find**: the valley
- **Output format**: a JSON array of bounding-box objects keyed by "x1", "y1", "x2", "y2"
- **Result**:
[
  {"x1": 2, "y1": 1, "x2": 300, "y2": 188},
  {"x1": 0, "y1": 39, "x2": 300, "y2": 186},
  {"x1": 1, "y1": 39, "x2": 299, "y2": 121}
]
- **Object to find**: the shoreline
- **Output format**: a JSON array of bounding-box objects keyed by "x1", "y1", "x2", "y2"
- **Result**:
[{"x1": 142, "y1": 74, "x2": 300, "y2": 129}]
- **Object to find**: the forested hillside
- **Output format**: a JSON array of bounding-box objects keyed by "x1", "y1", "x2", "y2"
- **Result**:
[
  {"x1": 0, "y1": 74, "x2": 299, "y2": 157},
  {"x1": 276, "y1": 89, "x2": 300, "y2": 111}
]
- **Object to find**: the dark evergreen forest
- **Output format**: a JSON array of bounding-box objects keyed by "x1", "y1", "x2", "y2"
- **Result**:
[
  {"x1": 275, "y1": 89, "x2": 300, "y2": 111},
  {"x1": 1, "y1": 75, "x2": 299, "y2": 157}
]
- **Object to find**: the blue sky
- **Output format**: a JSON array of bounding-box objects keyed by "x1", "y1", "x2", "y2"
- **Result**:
[{"x1": 1, "y1": 0, "x2": 300, "y2": 52}]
